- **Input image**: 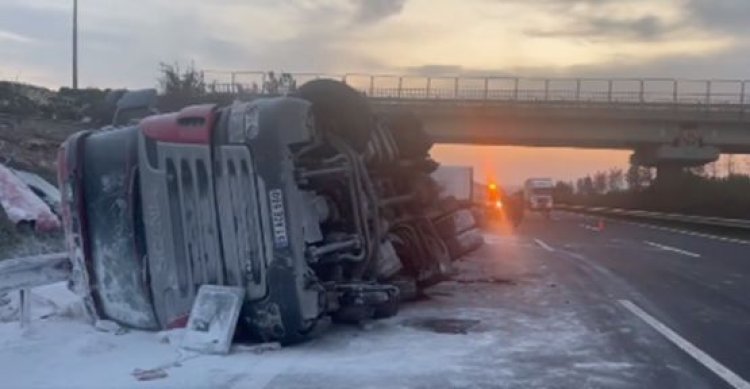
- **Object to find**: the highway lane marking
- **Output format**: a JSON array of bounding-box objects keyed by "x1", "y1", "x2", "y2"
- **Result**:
[
  {"x1": 643, "y1": 241, "x2": 702, "y2": 258},
  {"x1": 534, "y1": 238, "x2": 555, "y2": 252},
  {"x1": 578, "y1": 223, "x2": 600, "y2": 232},
  {"x1": 619, "y1": 300, "x2": 750, "y2": 389},
  {"x1": 558, "y1": 210, "x2": 750, "y2": 246},
  {"x1": 628, "y1": 221, "x2": 750, "y2": 246}
]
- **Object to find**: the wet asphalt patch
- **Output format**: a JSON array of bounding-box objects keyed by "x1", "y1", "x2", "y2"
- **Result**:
[{"x1": 402, "y1": 317, "x2": 482, "y2": 334}]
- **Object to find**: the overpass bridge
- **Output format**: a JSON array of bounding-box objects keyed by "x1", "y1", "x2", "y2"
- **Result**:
[{"x1": 203, "y1": 71, "x2": 750, "y2": 170}]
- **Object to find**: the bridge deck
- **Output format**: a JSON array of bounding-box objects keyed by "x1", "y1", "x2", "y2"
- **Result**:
[{"x1": 202, "y1": 71, "x2": 750, "y2": 152}]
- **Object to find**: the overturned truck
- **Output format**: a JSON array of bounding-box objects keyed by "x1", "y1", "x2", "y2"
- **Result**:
[{"x1": 58, "y1": 80, "x2": 483, "y2": 343}]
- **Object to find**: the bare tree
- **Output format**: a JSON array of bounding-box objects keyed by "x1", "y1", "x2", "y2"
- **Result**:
[
  {"x1": 626, "y1": 165, "x2": 653, "y2": 191},
  {"x1": 726, "y1": 155, "x2": 736, "y2": 176},
  {"x1": 577, "y1": 176, "x2": 595, "y2": 196},
  {"x1": 593, "y1": 171, "x2": 608, "y2": 194},
  {"x1": 607, "y1": 168, "x2": 624, "y2": 192},
  {"x1": 158, "y1": 62, "x2": 205, "y2": 97},
  {"x1": 553, "y1": 181, "x2": 574, "y2": 201},
  {"x1": 626, "y1": 165, "x2": 639, "y2": 191},
  {"x1": 708, "y1": 161, "x2": 719, "y2": 177}
]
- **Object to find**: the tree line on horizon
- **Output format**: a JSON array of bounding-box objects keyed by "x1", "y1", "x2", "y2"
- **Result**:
[{"x1": 554, "y1": 159, "x2": 750, "y2": 218}]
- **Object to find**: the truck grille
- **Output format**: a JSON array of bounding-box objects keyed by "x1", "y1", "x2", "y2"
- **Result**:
[
  {"x1": 214, "y1": 145, "x2": 267, "y2": 299},
  {"x1": 139, "y1": 138, "x2": 224, "y2": 326},
  {"x1": 161, "y1": 147, "x2": 223, "y2": 295}
]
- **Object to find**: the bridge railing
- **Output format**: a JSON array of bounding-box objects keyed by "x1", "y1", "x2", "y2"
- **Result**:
[{"x1": 201, "y1": 70, "x2": 750, "y2": 108}]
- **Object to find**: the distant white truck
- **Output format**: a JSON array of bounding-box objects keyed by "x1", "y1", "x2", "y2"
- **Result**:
[{"x1": 524, "y1": 178, "x2": 554, "y2": 217}]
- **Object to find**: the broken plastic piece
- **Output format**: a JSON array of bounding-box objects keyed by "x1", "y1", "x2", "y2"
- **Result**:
[
  {"x1": 132, "y1": 368, "x2": 168, "y2": 381},
  {"x1": 181, "y1": 285, "x2": 245, "y2": 354}
]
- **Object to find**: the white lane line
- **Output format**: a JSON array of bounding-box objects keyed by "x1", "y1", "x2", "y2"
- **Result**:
[
  {"x1": 625, "y1": 221, "x2": 750, "y2": 246},
  {"x1": 534, "y1": 238, "x2": 555, "y2": 252},
  {"x1": 619, "y1": 300, "x2": 750, "y2": 389},
  {"x1": 578, "y1": 223, "x2": 600, "y2": 232},
  {"x1": 559, "y1": 210, "x2": 750, "y2": 246},
  {"x1": 643, "y1": 241, "x2": 702, "y2": 258}
]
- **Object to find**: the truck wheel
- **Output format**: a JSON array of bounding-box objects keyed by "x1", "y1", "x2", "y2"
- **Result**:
[
  {"x1": 296, "y1": 79, "x2": 372, "y2": 152},
  {"x1": 373, "y1": 299, "x2": 400, "y2": 319}
]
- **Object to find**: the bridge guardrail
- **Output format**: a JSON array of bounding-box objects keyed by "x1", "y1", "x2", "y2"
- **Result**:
[
  {"x1": 0, "y1": 252, "x2": 71, "y2": 326},
  {"x1": 201, "y1": 70, "x2": 750, "y2": 111},
  {"x1": 557, "y1": 204, "x2": 750, "y2": 230}
]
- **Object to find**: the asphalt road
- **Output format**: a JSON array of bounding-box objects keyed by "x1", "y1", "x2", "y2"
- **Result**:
[
  {"x1": 502, "y1": 210, "x2": 750, "y2": 388},
  {"x1": 4, "y1": 210, "x2": 750, "y2": 388}
]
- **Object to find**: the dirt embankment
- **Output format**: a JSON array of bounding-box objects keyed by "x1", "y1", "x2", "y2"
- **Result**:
[{"x1": 0, "y1": 118, "x2": 82, "y2": 181}]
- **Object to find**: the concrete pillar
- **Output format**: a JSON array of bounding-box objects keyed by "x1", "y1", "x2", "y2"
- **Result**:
[
  {"x1": 630, "y1": 145, "x2": 719, "y2": 169},
  {"x1": 655, "y1": 164, "x2": 683, "y2": 190}
]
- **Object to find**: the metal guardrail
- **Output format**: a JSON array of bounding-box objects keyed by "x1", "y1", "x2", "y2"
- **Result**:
[
  {"x1": 557, "y1": 204, "x2": 750, "y2": 230},
  {"x1": 0, "y1": 252, "x2": 71, "y2": 326},
  {"x1": 201, "y1": 70, "x2": 750, "y2": 110}
]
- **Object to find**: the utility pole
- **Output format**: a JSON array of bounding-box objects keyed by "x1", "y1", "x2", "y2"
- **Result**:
[{"x1": 72, "y1": 0, "x2": 78, "y2": 89}]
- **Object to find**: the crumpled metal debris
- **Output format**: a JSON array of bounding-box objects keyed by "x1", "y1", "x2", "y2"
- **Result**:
[{"x1": 0, "y1": 163, "x2": 60, "y2": 232}]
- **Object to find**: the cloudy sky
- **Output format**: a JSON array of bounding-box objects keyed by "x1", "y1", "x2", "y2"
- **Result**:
[{"x1": 2, "y1": 0, "x2": 749, "y2": 183}]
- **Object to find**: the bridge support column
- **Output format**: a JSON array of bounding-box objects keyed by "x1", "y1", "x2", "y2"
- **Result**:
[
  {"x1": 654, "y1": 164, "x2": 684, "y2": 190},
  {"x1": 631, "y1": 145, "x2": 720, "y2": 191},
  {"x1": 630, "y1": 145, "x2": 719, "y2": 169}
]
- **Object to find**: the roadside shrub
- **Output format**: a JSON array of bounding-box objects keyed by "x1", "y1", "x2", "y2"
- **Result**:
[{"x1": 564, "y1": 171, "x2": 750, "y2": 219}]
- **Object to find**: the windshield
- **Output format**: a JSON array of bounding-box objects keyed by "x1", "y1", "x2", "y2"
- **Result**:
[{"x1": 531, "y1": 188, "x2": 553, "y2": 196}]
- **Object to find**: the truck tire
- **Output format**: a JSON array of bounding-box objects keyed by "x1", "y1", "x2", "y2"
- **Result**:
[
  {"x1": 373, "y1": 299, "x2": 400, "y2": 319},
  {"x1": 296, "y1": 79, "x2": 372, "y2": 152}
]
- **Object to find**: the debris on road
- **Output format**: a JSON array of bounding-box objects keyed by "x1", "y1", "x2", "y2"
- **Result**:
[
  {"x1": 9, "y1": 168, "x2": 61, "y2": 214},
  {"x1": 94, "y1": 319, "x2": 128, "y2": 335},
  {"x1": 232, "y1": 342, "x2": 282, "y2": 354},
  {"x1": 402, "y1": 317, "x2": 481, "y2": 334},
  {"x1": 0, "y1": 238, "x2": 674, "y2": 388},
  {"x1": 0, "y1": 163, "x2": 60, "y2": 232},
  {"x1": 181, "y1": 285, "x2": 245, "y2": 355},
  {"x1": 131, "y1": 368, "x2": 168, "y2": 381}
]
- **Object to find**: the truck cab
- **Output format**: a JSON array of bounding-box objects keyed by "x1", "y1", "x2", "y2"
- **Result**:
[{"x1": 57, "y1": 81, "x2": 484, "y2": 344}]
